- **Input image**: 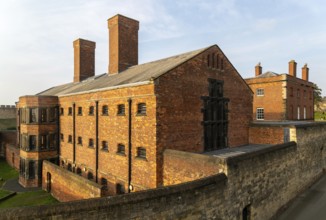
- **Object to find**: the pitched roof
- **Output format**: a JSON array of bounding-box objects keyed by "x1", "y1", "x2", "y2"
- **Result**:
[
  {"x1": 37, "y1": 46, "x2": 211, "y2": 96},
  {"x1": 256, "y1": 71, "x2": 279, "y2": 78}
]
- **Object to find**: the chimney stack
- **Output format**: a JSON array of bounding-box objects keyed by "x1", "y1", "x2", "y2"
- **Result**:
[
  {"x1": 73, "y1": 39, "x2": 96, "y2": 82},
  {"x1": 108, "y1": 14, "x2": 139, "y2": 75},
  {"x1": 288, "y1": 60, "x2": 297, "y2": 77},
  {"x1": 255, "y1": 62, "x2": 262, "y2": 77},
  {"x1": 302, "y1": 64, "x2": 309, "y2": 81}
]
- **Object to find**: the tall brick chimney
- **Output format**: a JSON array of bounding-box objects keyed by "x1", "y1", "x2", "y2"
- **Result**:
[
  {"x1": 73, "y1": 39, "x2": 96, "y2": 82},
  {"x1": 255, "y1": 62, "x2": 262, "y2": 77},
  {"x1": 302, "y1": 64, "x2": 309, "y2": 81},
  {"x1": 108, "y1": 14, "x2": 139, "y2": 75},
  {"x1": 288, "y1": 60, "x2": 297, "y2": 77}
]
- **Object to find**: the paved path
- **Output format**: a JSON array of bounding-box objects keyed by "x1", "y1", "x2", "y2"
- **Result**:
[
  {"x1": 2, "y1": 178, "x2": 41, "y2": 192},
  {"x1": 278, "y1": 174, "x2": 326, "y2": 220}
]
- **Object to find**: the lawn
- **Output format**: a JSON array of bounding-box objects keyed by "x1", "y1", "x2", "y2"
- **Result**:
[
  {"x1": 0, "y1": 189, "x2": 11, "y2": 198},
  {"x1": 0, "y1": 191, "x2": 58, "y2": 208},
  {"x1": 0, "y1": 159, "x2": 18, "y2": 187}
]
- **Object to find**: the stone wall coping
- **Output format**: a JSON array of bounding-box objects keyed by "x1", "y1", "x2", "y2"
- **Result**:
[
  {"x1": 164, "y1": 149, "x2": 224, "y2": 164},
  {"x1": 250, "y1": 121, "x2": 326, "y2": 128},
  {"x1": 0, "y1": 172, "x2": 227, "y2": 218},
  {"x1": 224, "y1": 142, "x2": 297, "y2": 164}
]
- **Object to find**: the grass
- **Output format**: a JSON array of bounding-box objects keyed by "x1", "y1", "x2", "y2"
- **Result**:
[
  {"x1": 315, "y1": 111, "x2": 326, "y2": 121},
  {"x1": 0, "y1": 189, "x2": 11, "y2": 198},
  {"x1": 0, "y1": 191, "x2": 58, "y2": 208},
  {"x1": 0, "y1": 159, "x2": 18, "y2": 187},
  {"x1": 0, "y1": 118, "x2": 16, "y2": 130}
]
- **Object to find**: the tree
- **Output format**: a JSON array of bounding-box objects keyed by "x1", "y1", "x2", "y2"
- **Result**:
[{"x1": 313, "y1": 83, "x2": 323, "y2": 110}]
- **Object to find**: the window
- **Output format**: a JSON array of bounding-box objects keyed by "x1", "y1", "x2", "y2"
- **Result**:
[
  {"x1": 304, "y1": 106, "x2": 306, "y2": 120},
  {"x1": 117, "y1": 104, "x2": 125, "y2": 115},
  {"x1": 297, "y1": 89, "x2": 300, "y2": 98},
  {"x1": 137, "y1": 147, "x2": 146, "y2": 159},
  {"x1": 256, "y1": 108, "x2": 264, "y2": 120},
  {"x1": 101, "y1": 178, "x2": 108, "y2": 190},
  {"x1": 256, "y1": 88, "x2": 264, "y2": 96},
  {"x1": 89, "y1": 138, "x2": 94, "y2": 148},
  {"x1": 290, "y1": 87, "x2": 293, "y2": 97},
  {"x1": 28, "y1": 161, "x2": 35, "y2": 179},
  {"x1": 102, "y1": 141, "x2": 108, "y2": 151},
  {"x1": 89, "y1": 106, "x2": 94, "y2": 115},
  {"x1": 29, "y1": 135, "x2": 36, "y2": 150},
  {"x1": 77, "y1": 136, "x2": 82, "y2": 145},
  {"x1": 117, "y1": 144, "x2": 125, "y2": 155},
  {"x1": 102, "y1": 105, "x2": 108, "y2": 115},
  {"x1": 60, "y1": 108, "x2": 64, "y2": 115},
  {"x1": 49, "y1": 107, "x2": 56, "y2": 122},
  {"x1": 76, "y1": 168, "x2": 82, "y2": 176},
  {"x1": 304, "y1": 90, "x2": 307, "y2": 99},
  {"x1": 137, "y1": 103, "x2": 146, "y2": 115},
  {"x1": 68, "y1": 135, "x2": 72, "y2": 143},
  {"x1": 48, "y1": 133, "x2": 56, "y2": 149},
  {"x1": 30, "y1": 108, "x2": 38, "y2": 123},
  {"x1": 87, "y1": 172, "x2": 94, "y2": 180},
  {"x1": 242, "y1": 204, "x2": 251, "y2": 220},
  {"x1": 77, "y1": 107, "x2": 82, "y2": 115},
  {"x1": 297, "y1": 106, "x2": 300, "y2": 120},
  {"x1": 40, "y1": 135, "x2": 47, "y2": 149},
  {"x1": 67, "y1": 163, "x2": 72, "y2": 171},
  {"x1": 60, "y1": 133, "x2": 64, "y2": 142},
  {"x1": 68, "y1": 107, "x2": 72, "y2": 115},
  {"x1": 40, "y1": 108, "x2": 47, "y2": 122},
  {"x1": 116, "y1": 183, "x2": 125, "y2": 194}
]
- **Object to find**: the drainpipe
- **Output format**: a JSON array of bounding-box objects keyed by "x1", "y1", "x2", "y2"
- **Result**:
[
  {"x1": 56, "y1": 105, "x2": 60, "y2": 162},
  {"x1": 128, "y1": 98, "x2": 132, "y2": 193},
  {"x1": 95, "y1": 101, "x2": 99, "y2": 183},
  {"x1": 73, "y1": 103, "x2": 76, "y2": 164}
]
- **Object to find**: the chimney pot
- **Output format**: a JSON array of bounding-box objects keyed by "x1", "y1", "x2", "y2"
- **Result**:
[
  {"x1": 289, "y1": 60, "x2": 297, "y2": 77},
  {"x1": 73, "y1": 38, "x2": 96, "y2": 82},
  {"x1": 108, "y1": 14, "x2": 139, "y2": 75},
  {"x1": 302, "y1": 63, "x2": 309, "y2": 81},
  {"x1": 255, "y1": 62, "x2": 262, "y2": 77}
]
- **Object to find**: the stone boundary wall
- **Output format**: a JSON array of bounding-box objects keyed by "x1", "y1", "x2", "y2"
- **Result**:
[
  {"x1": 0, "y1": 131, "x2": 17, "y2": 160},
  {"x1": 0, "y1": 123, "x2": 326, "y2": 219},
  {"x1": 42, "y1": 161, "x2": 103, "y2": 202},
  {"x1": 0, "y1": 105, "x2": 16, "y2": 119},
  {"x1": 163, "y1": 149, "x2": 224, "y2": 185},
  {"x1": 249, "y1": 124, "x2": 286, "y2": 144},
  {"x1": 5, "y1": 144, "x2": 20, "y2": 170}
]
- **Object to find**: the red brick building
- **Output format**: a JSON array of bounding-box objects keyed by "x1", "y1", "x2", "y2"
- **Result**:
[
  {"x1": 245, "y1": 61, "x2": 314, "y2": 121},
  {"x1": 16, "y1": 14, "x2": 253, "y2": 194}
]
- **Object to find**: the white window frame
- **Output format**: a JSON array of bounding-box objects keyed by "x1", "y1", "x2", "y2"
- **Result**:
[
  {"x1": 256, "y1": 108, "x2": 264, "y2": 120},
  {"x1": 256, "y1": 88, "x2": 264, "y2": 96},
  {"x1": 303, "y1": 107, "x2": 306, "y2": 120},
  {"x1": 297, "y1": 106, "x2": 300, "y2": 120}
]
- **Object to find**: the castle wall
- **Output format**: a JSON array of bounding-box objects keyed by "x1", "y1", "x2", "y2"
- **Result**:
[
  {"x1": 42, "y1": 160, "x2": 103, "y2": 202},
  {"x1": 249, "y1": 124, "x2": 286, "y2": 144},
  {"x1": 0, "y1": 105, "x2": 16, "y2": 119},
  {"x1": 5, "y1": 144, "x2": 20, "y2": 170},
  {"x1": 1, "y1": 123, "x2": 324, "y2": 219}
]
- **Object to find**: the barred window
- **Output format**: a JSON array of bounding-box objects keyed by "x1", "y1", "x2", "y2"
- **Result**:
[
  {"x1": 78, "y1": 107, "x2": 82, "y2": 115},
  {"x1": 40, "y1": 108, "x2": 47, "y2": 122},
  {"x1": 76, "y1": 168, "x2": 82, "y2": 176},
  {"x1": 137, "y1": 147, "x2": 146, "y2": 159},
  {"x1": 68, "y1": 107, "x2": 72, "y2": 116},
  {"x1": 137, "y1": 103, "x2": 146, "y2": 115},
  {"x1": 89, "y1": 106, "x2": 94, "y2": 115},
  {"x1": 117, "y1": 104, "x2": 125, "y2": 115},
  {"x1": 256, "y1": 108, "x2": 264, "y2": 120},
  {"x1": 102, "y1": 141, "x2": 108, "y2": 151},
  {"x1": 30, "y1": 108, "x2": 38, "y2": 123},
  {"x1": 40, "y1": 135, "x2": 47, "y2": 149},
  {"x1": 102, "y1": 105, "x2": 108, "y2": 115},
  {"x1": 28, "y1": 161, "x2": 35, "y2": 179},
  {"x1": 77, "y1": 136, "x2": 82, "y2": 145},
  {"x1": 256, "y1": 88, "x2": 264, "y2": 96},
  {"x1": 116, "y1": 183, "x2": 125, "y2": 194},
  {"x1": 89, "y1": 138, "x2": 94, "y2": 148},
  {"x1": 68, "y1": 135, "x2": 72, "y2": 143},
  {"x1": 117, "y1": 144, "x2": 125, "y2": 155}
]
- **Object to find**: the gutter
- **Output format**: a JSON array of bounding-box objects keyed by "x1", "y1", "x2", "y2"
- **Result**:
[
  {"x1": 95, "y1": 101, "x2": 99, "y2": 183},
  {"x1": 128, "y1": 98, "x2": 132, "y2": 193}
]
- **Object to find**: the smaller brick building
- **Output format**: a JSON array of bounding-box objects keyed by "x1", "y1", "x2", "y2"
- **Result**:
[{"x1": 245, "y1": 61, "x2": 314, "y2": 121}]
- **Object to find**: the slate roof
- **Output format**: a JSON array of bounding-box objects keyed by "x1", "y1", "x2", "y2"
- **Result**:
[
  {"x1": 256, "y1": 71, "x2": 280, "y2": 78},
  {"x1": 38, "y1": 46, "x2": 211, "y2": 96}
]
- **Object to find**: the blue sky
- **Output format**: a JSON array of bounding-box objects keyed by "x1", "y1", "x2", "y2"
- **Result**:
[{"x1": 1, "y1": 0, "x2": 325, "y2": 104}]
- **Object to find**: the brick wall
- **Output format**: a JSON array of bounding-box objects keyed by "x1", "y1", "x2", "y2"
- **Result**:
[
  {"x1": 249, "y1": 125, "x2": 286, "y2": 144},
  {"x1": 2, "y1": 123, "x2": 326, "y2": 219},
  {"x1": 5, "y1": 144, "x2": 20, "y2": 170},
  {"x1": 58, "y1": 83, "x2": 157, "y2": 192},
  {"x1": 163, "y1": 149, "x2": 223, "y2": 185},
  {"x1": 42, "y1": 160, "x2": 103, "y2": 202}
]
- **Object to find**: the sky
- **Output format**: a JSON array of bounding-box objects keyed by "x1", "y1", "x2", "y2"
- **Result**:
[{"x1": 0, "y1": 0, "x2": 326, "y2": 104}]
